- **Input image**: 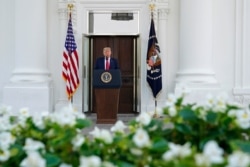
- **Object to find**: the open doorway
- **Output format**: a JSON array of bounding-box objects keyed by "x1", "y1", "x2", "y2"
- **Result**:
[{"x1": 83, "y1": 35, "x2": 139, "y2": 113}]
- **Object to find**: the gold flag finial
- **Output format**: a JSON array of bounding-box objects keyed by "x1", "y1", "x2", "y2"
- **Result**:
[
  {"x1": 149, "y1": 3, "x2": 155, "y2": 18},
  {"x1": 67, "y1": 4, "x2": 74, "y2": 11},
  {"x1": 149, "y1": 3, "x2": 155, "y2": 12}
]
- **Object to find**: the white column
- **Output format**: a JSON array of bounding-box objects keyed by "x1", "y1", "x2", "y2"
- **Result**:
[
  {"x1": 12, "y1": 0, "x2": 50, "y2": 82},
  {"x1": 175, "y1": 0, "x2": 219, "y2": 102},
  {"x1": 3, "y1": 0, "x2": 53, "y2": 115}
]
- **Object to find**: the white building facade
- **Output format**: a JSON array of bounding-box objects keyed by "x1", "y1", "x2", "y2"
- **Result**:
[{"x1": 0, "y1": 0, "x2": 250, "y2": 114}]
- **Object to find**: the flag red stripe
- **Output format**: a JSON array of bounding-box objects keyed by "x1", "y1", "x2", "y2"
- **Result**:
[{"x1": 62, "y1": 43, "x2": 79, "y2": 99}]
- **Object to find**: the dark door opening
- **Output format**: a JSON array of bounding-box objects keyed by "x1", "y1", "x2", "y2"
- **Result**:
[{"x1": 88, "y1": 35, "x2": 138, "y2": 113}]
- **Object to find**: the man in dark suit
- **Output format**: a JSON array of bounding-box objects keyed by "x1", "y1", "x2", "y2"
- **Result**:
[{"x1": 94, "y1": 47, "x2": 119, "y2": 70}]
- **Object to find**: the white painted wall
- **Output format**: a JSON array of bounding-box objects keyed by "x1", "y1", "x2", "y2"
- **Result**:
[
  {"x1": 0, "y1": 0, "x2": 249, "y2": 112},
  {"x1": 0, "y1": 0, "x2": 15, "y2": 103}
]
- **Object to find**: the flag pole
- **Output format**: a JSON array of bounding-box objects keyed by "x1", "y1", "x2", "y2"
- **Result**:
[
  {"x1": 149, "y1": 3, "x2": 158, "y2": 118},
  {"x1": 153, "y1": 98, "x2": 157, "y2": 118},
  {"x1": 62, "y1": 3, "x2": 79, "y2": 110},
  {"x1": 68, "y1": 3, "x2": 73, "y2": 105}
]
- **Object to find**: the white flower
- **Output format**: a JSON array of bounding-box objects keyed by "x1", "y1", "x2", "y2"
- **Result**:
[
  {"x1": 50, "y1": 107, "x2": 77, "y2": 126},
  {"x1": 102, "y1": 161, "x2": 117, "y2": 167},
  {"x1": 65, "y1": 103, "x2": 86, "y2": 120},
  {"x1": 165, "y1": 93, "x2": 177, "y2": 107},
  {"x1": 100, "y1": 129, "x2": 113, "y2": 144},
  {"x1": 205, "y1": 93, "x2": 215, "y2": 108},
  {"x1": 18, "y1": 107, "x2": 31, "y2": 126},
  {"x1": 110, "y1": 120, "x2": 127, "y2": 133},
  {"x1": 71, "y1": 133, "x2": 85, "y2": 150},
  {"x1": 89, "y1": 127, "x2": 101, "y2": 138},
  {"x1": 168, "y1": 106, "x2": 177, "y2": 117},
  {"x1": 235, "y1": 109, "x2": 250, "y2": 129},
  {"x1": 74, "y1": 111, "x2": 86, "y2": 119},
  {"x1": 155, "y1": 107, "x2": 163, "y2": 116},
  {"x1": 0, "y1": 132, "x2": 16, "y2": 150},
  {"x1": 136, "y1": 112, "x2": 151, "y2": 126},
  {"x1": 197, "y1": 108, "x2": 207, "y2": 120},
  {"x1": 226, "y1": 151, "x2": 250, "y2": 167},
  {"x1": 206, "y1": 93, "x2": 228, "y2": 112},
  {"x1": 162, "y1": 142, "x2": 191, "y2": 161},
  {"x1": 0, "y1": 104, "x2": 12, "y2": 115},
  {"x1": 89, "y1": 127, "x2": 113, "y2": 144},
  {"x1": 195, "y1": 153, "x2": 211, "y2": 167},
  {"x1": 132, "y1": 128, "x2": 150, "y2": 148},
  {"x1": 59, "y1": 163, "x2": 72, "y2": 167},
  {"x1": 0, "y1": 149, "x2": 10, "y2": 162},
  {"x1": 174, "y1": 142, "x2": 191, "y2": 158},
  {"x1": 23, "y1": 138, "x2": 45, "y2": 152},
  {"x1": 0, "y1": 116, "x2": 13, "y2": 131},
  {"x1": 130, "y1": 148, "x2": 143, "y2": 156},
  {"x1": 32, "y1": 111, "x2": 49, "y2": 129},
  {"x1": 79, "y1": 155, "x2": 101, "y2": 167},
  {"x1": 20, "y1": 151, "x2": 46, "y2": 167},
  {"x1": 147, "y1": 107, "x2": 163, "y2": 117},
  {"x1": 214, "y1": 93, "x2": 228, "y2": 112},
  {"x1": 19, "y1": 107, "x2": 30, "y2": 117},
  {"x1": 203, "y1": 140, "x2": 224, "y2": 164},
  {"x1": 162, "y1": 149, "x2": 175, "y2": 161},
  {"x1": 228, "y1": 109, "x2": 238, "y2": 117}
]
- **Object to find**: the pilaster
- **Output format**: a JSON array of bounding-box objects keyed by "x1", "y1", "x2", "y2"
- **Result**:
[{"x1": 233, "y1": 0, "x2": 250, "y2": 106}]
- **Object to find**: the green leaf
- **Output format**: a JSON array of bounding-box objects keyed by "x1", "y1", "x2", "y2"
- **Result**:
[
  {"x1": 179, "y1": 108, "x2": 197, "y2": 122},
  {"x1": 175, "y1": 123, "x2": 193, "y2": 135},
  {"x1": 45, "y1": 153, "x2": 61, "y2": 167},
  {"x1": 206, "y1": 111, "x2": 218, "y2": 124},
  {"x1": 75, "y1": 118, "x2": 92, "y2": 129},
  {"x1": 9, "y1": 144, "x2": 25, "y2": 157},
  {"x1": 114, "y1": 160, "x2": 135, "y2": 167},
  {"x1": 150, "y1": 137, "x2": 168, "y2": 152},
  {"x1": 230, "y1": 140, "x2": 250, "y2": 153}
]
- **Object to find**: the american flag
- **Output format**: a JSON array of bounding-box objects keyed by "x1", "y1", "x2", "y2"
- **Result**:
[{"x1": 62, "y1": 13, "x2": 80, "y2": 100}]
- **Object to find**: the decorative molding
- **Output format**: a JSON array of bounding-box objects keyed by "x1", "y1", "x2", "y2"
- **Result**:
[
  {"x1": 151, "y1": 0, "x2": 169, "y2": 16},
  {"x1": 79, "y1": 0, "x2": 146, "y2": 4},
  {"x1": 57, "y1": 0, "x2": 77, "y2": 34},
  {"x1": 58, "y1": 8, "x2": 68, "y2": 20},
  {"x1": 156, "y1": 0, "x2": 168, "y2": 2},
  {"x1": 149, "y1": 0, "x2": 169, "y2": 32},
  {"x1": 234, "y1": 95, "x2": 250, "y2": 106},
  {"x1": 158, "y1": 8, "x2": 169, "y2": 20}
]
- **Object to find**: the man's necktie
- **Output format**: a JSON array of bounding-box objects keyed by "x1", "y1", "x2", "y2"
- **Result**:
[{"x1": 106, "y1": 58, "x2": 110, "y2": 70}]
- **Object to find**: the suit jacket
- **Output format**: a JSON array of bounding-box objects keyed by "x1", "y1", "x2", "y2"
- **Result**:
[{"x1": 94, "y1": 57, "x2": 119, "y2": 69}]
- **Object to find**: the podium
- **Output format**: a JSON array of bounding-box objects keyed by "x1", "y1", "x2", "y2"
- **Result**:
[{"x1": 93, "y1": 69, "x2": 122, "y2": 124}]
